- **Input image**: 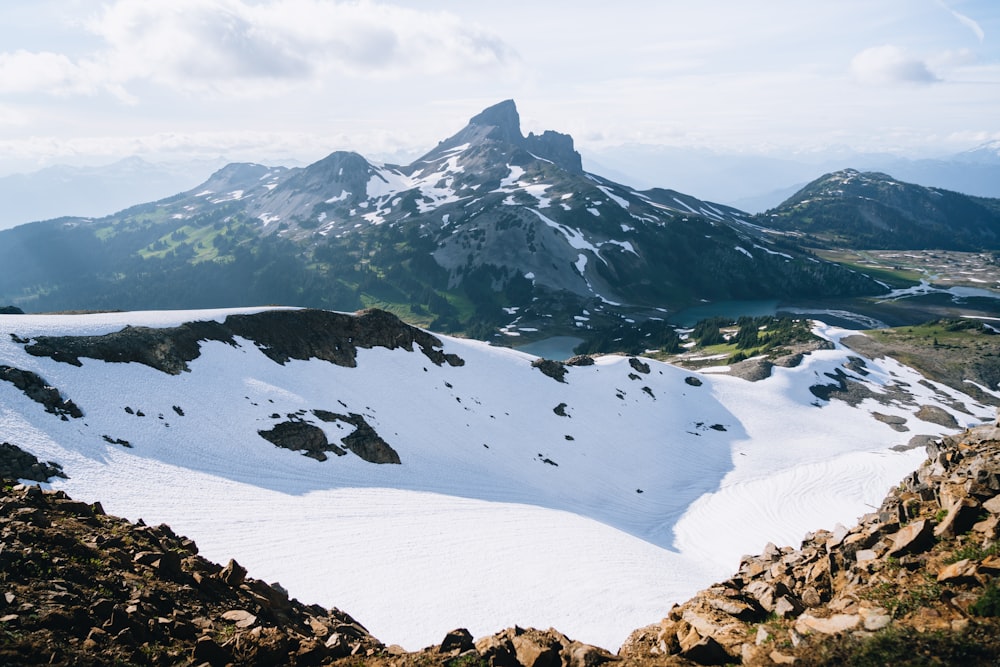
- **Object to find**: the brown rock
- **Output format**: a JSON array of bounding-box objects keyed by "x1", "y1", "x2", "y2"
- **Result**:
[
  {"x1": 770, "y1": 650, "x2": 797, "y2": 664},
  {"x1": 936, "y1": 558, "x2": 979, "y2": 583},
  {"x1": 440, "y1": 628, "x2": 475, "y2": 653},
  {"x1": 192, "y1": 636, "x2": 231, "y2": 666},
  {"x1": 980, "y1": 555, "x2": 1000, "y2": 575},
  {"x1": 888, "y1": 519, "x2": 935, "y2": 557},
  {"x1": 794, "y1": 613, "x2": 861, "y2": 635},
  {"x1": 707, "y1": 596, "x2": 758, "y2": 620},
  {"x1": 982, "y1": 496, "x2": 1000, "y2": 515},
  {"x1": 934, "y1": 498, "x2": 981, "y2": 538},
  {"x1": 562, "y1": 640, "x2": 619, "y2": 667},
  {"x1": 475, "y1": 633, "x2": 519, "y2": 667},
  {"x1": 774, "y1": 595, "x2": 804, "y2": 619},
  {"x1": 677, "y1": 631, "x2": 731, "y2": 665},
  {"x1": 221, "y1": 609, "x2": 257, "y2": 628},
  {"x1": 511, "y1": 629, "x2": 564, "y2": 667},
  {"x1": 218, "y1": 558, "x2": 247, "y2": 586}
]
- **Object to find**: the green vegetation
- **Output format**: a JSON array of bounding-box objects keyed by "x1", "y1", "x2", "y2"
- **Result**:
[
  {"x1": 813, "y1": 249, "x2": 922, "y2": 288},
  {"x1": 859, "y1": 574, "x2": 942, "y2": 619},
  {"x1": 971, "y1": 580, "x2": 1000, "y2": 617},
  {"x1": 846, "y1": 318, "x2": 1000, "y2": 406},
  {"x1": 945, "y1": 541, "x2": 998, "y2": 565},
  {"x1": 806, "y1": 624, "x2": 1000, "y2": 666},
  {"x1": 671, "y1": 315, "x2": 820, "y2": 366}
]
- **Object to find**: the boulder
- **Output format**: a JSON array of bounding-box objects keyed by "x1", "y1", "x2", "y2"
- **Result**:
[
  {"x1": 794, "y1": 613, "x2": 861, "y2": 635},
  {"x1": 888, "y1": 520, "x2": 935, "y2": 557},
  {"x1": 439, "y1": 628, "x2": 475, "y2": 653}
]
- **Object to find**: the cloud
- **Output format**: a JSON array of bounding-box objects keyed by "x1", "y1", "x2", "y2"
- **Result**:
[
  {"x1": 0, "y1": 0, "x2": 516, "y2": 99},
  {"x1": 850, "y1": 45, "x2": 940, "y2": 85},
  {"x1": 0, "y1": 50, "x2": 95, "y2": 95},
  {"x1": 936, "y1": 0, "x2": 985, "y2": 42}
]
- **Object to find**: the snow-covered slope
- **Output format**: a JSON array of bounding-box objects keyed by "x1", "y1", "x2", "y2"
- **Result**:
[{"x1": 0, "y1": 308, "x2": 991, "y2": 650}]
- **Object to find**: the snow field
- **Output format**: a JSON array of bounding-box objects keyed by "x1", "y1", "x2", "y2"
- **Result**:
[{"x1": 0, "y1": 310, "x2": 992, "y2": 650}]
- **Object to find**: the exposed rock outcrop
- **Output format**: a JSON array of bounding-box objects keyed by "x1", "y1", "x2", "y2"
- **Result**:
[
  {"x1": 313, "y1": 411, "x2": 401, "y2": 464},
  {"x1": 531, "y1": 358, "x2": 568, "y2": 383},
  {"x1": 0, "y1": 364, "x2": 83, "y2": 419},
  {"x1": 21, "y1": 308, "x2": 464, "y2": 375},
  {"x1": 0, "y1": 442, "x2": 66, "y2": 482},
  {"x1": 257, "y1": 421, "x2": 347, "y2": 462}
]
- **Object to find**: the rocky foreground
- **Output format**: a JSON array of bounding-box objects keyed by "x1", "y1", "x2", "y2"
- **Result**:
[{"x1": 3, "y1": 420, "x2": 1000, "y2": 666}]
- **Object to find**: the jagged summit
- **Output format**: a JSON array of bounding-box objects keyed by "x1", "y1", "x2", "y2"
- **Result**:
[
  {"x1": 468, "y1": 98, "x2": 523, "y2": 145},
  {"x1": 419, "y1": 99, "x2": 583, "y2": 174}
]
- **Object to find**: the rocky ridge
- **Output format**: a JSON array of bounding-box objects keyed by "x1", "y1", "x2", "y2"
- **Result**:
[
  {"x1": 21, "y1": 308, "x2": 465, "y2": 375},
  {"x1": 619, "y1": 419, "x2": 1000, "y2": 665}
]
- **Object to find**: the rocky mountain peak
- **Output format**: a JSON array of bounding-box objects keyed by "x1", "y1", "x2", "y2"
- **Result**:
[{"x1": 468, "y1": 98, "x2": 523, "y2": 144}]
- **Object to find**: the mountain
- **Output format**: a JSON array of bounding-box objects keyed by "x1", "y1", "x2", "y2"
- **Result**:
[
  {"x1": 760, "y1": 169, "x2": 1000, "y2": 250},
  {"x1": 585, "y1": 144, "x2": 1000, "y2": 213},
  {"x1": 954, "y1": 139, "x2": 1000, "y2": 166},
  {"x1": 0, "y1": 306, "x2": 991, "y2": 650},
  {"x1": 0, "y1": 157, "x2": 228, "y2": 231},
  {"x1": 0, "y1": 101, "x2": 885, "y2": 339}
]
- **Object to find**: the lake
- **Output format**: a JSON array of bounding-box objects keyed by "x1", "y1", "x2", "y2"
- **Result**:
[{"x1": 514, "y1": 335, "x2": 584, "y2": 360}]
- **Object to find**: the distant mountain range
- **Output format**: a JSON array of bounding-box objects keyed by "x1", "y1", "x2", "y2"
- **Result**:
[
  {"x1": 0, "y1": 100, "x2": 886, "y2": 339},
  {"x1": 0, "y1": 157, "x2": 228, "y2": 231},
  {"x1": 588, "y1": 141, "x2": 1000, "y2": 213},
  {"x1": 762, "y1": 169, "x2": 1000, "y2": 250}
]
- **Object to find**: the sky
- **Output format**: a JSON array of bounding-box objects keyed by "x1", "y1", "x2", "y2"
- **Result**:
[{"x1": 0, "y1": 0, "x2": 998, "y2": 176}]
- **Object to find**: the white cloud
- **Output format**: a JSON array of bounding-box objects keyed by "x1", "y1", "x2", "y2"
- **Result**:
[
  {"x1": 0, "y1": 0, "x2": 517, "y2": 99},
  {"x1": 0, "y1": 49, "x2": 94, "y2": 95},
  {"x1": 850, "y1": 45, "x2": 940, "y2": 85},
  {"x1": 936, "y1": 0, "x2": 985, "y2": 42}
]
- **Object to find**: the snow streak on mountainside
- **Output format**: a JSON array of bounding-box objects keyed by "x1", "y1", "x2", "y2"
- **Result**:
[{"x1": 0, "y1": 308, "x2": 990, "y2": 650}]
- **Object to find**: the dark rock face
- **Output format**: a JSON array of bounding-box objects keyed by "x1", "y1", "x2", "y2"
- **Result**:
[
  {"x1": 257, "y1": 421, "x2": 346, "y2": 462},
  {"x1": 628, "y1": 358, "x2": 650, "y2": 375},
  {"x1": 0, "y1": 365, "x2": 83, "y2": 419},
  {"x1": 467, "y1": 99, "x2": 583, "y2": 173},
  {"x1": 20, "y1": 308, "x2": 464, "y2": 375},
  {"x1": 915, "y1": 404, "x2": 960, "y2": 428},
  {"x1": 259, "y1": 412, "x2": 401, "y2": 465},
  {"x1": 0, "y1": 305, "x2": 24, "y2": 314},
  {"x1": 0, "y1": 442, "x2": 66, "y2": 482},
  {"x1": 468, "y1": 99, "x2": 523, "y2": 145},
  {"x1": 524, "y1": 130, "x2": 583, "y2": 174},
  {"x1": 313, "y1": 411, "x2": 401, "y2": 464},
  {"x1": 23, "y1": 320, "x2": 234, "y2": 374},
  {"x1": 531, "y1": 358, "x2": 568, "y2": 383}
]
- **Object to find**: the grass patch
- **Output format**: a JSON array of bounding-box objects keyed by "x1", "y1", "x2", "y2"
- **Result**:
[
  {"x1": 812, "y1": 249, "x2": 923, "y2": 287},
  {"x1": 803, "y1": 624, "x2": 1000, "y2": 666},
  {"x1": 971, "y1": 580, "x2": 1000, "y2": 617},
  {"x1": 945, "y1": 541, "x2": 998, "y2": 565}
]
